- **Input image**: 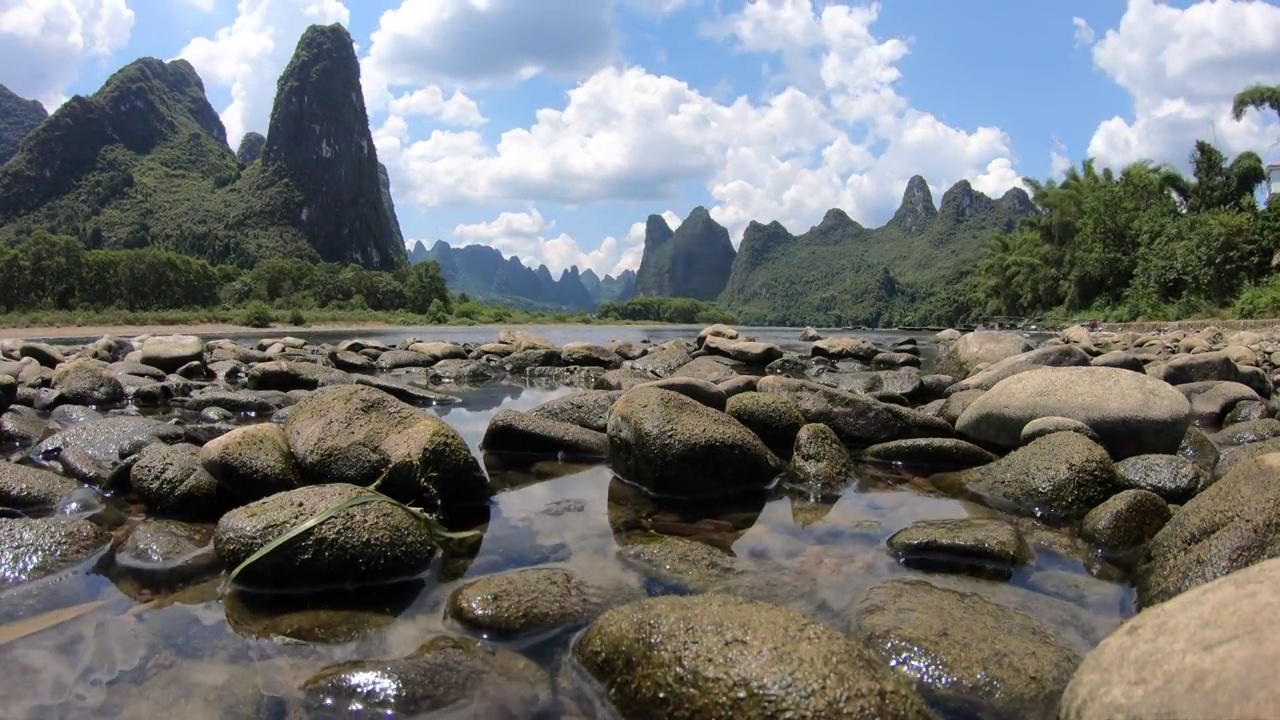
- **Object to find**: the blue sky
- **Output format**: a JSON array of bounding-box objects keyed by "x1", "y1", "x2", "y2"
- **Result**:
[{"x1": 3, "y1": 0, "x2": 1279, "y2": 277}]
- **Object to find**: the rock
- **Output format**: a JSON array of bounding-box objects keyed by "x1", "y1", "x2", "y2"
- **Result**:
[
  {"x1": 951, "y1": 345, "x2": 1092, "y2": 392},
  {"x1": 607, "y1": 387, "x2": 781, "y2": 498},
  {"x1": 482, "y1": 409, "x2": 608, "y2": 460},
  {"x1": 1135, "y1": 452, "x2": 1280, "y2": 608},
  {"x1": 50, "y1": 359, "x2": 125, "y2": 407},
  {"x1": 1177, "y1": 425, "x2": 1219, "y2": 472},
  {"x1": 756, "y1": 376, "x2": 944, "y2": 446},
  {"x1": 447, "y1": 567, "x2": 605, "y2": 638},
  {"x1": 131, "y1": 442, "x2": 230, "y2": 520},
  {"x1": 302, "y1": 635, "x2": 551, "y2": 718},
  {"x1": 811, "y1": 336, "x2": 879, "y2": 361},
  {"x1": 199, "y1": 423, "x2": 300, "y2": 502},
  {"x1": 1223, "y1": 399, "x2": 1270, "y2": 425},
  {"x1": 940, "y1": 388, "x2": 985, "y2": 425},
  {"x1": 1114, "y1": 454, "x2": 1211, "y2": 504},
  {"x1": 284, "y1": 385, "x2": 488, "y2": 511},
  {"x1": 636, "y1": 376, "x2": 727, "y2": 411},
  {"x1": 872, "y1": 351, "x2": 921, "y2": 369},
  {"x1": 18, "y1": 342, "x2": 64, "y2": 368},
  {"x1": 935, "y1": 331, "x2": 1032, "y2": 379},
  {"x1": 956, "y1": 366, "x2": 1191, "y2": 459},
  {"x1": 354, "y1": 375, "x2": 457, "y2": 406},
  {"x1": 790, "y1": 422, "x2": 857, "y2": 491},
  {"x1": 329, "y1": 350, "x2": 374, "y2": 372},
  {"x1": 861, "y1": 437, "x2": 997, "y2": 471},
  {"x1": 1059, "y1": 556, "x2": 1280, "y2": 720},
  {"x1": 498, "y1": 329, "x2": 555, "y2": 351},
  {"x1": 214, "y1": 484, "x2": 438, "y2": 590},
  {"x1": 886, "y1": 519, "x2": 1030, "y2": 579},
  {"x1": 606, "y1": 340, "x2": 646, "y2": 360},
  {"x1": 139, "y1": 335, "x2": 203, "y2": 373},
  {"x1": 852, "y1": 578, "x2": 1080, "y2": 720},
  {"x1": 0, "y1": 517, "x2": 111, "y2": 589},
  {"x1": 575, "y1": 593, "x2": 931, "y2": 719},
  {"x1": 182, "y1": 389, "x2": 288, "y2": 415},
  {"x1": 48, "y1": 404, "x2": 101, "y2": 427},
  {"x1": 32, "y1": 416, "x2": 186, "y2": 466},
  {"x1": 1089, "y1": 351, "x2": 1147, "y2": 373},
  {"x1": 428, "y1": 358, "x2": 502, "y2": 384},
  {"x1": 628, "y1": 345, "x2": 692, "y2": 377},
  {"x1": 696, "y1": 324, "x2": 739, "y2": 346},
  {"x1": 115, "y1": 519, "x2": 217, "y2": 588},
  {"x1": 527, "y1": 391, "x2": 620, "y2": 433},
  {"x1": 703, "y1": 337, "x2": 784, "y2": 365},
  {"x1": 1019, "y1": 416, "x2": 1102, "y2": 445},
  {"x1": 724, "y1": 391, "x2": 806, "y2": 458},
  {"x1": 85, "y1": 335, "x2": 133, "y2": 363},
  {"x1": 617, "y1": 535, "x2": 743, "y2": 593},
  {"x1": 1212, "y1": 417, "x2": 1280, "y2": 446},
  {"x1": 951, "y1": 432, "x2": 1120, "y2": 521},
  {"x1": 1176, "y1": 380, "x2": 1259, "y2": 426},
  {"x1": 594, "y1": 368, "x2": 659, "y2": 391},
  {"x1": 560, "y1": 342, "x2": 623, "y2": 369},
  {"x1": 504, "y1": 348, "x2": 561, "y2": 373},
  {"x1": 1148, "y1": 350, "x2": 1240, "y2": 386},
  {"x1": 936, "y1": 328, "x2": 962, "y2": 342},
  {"x1": 245, "y1": 360, "x2": 352, "y2": 391},
  {"x1": 1081, "y1": 489, "x2": 1170, "y2": 551},
  {"x1": 799, "y1": 326, "x2": 822, "y2": 341},
  {"x1": 671, "y1": 356, "x2": 739, "y2": 384},
  {"x1": 0, "y1": 461, "x2": 79, "y2": 510},
  {"x1": 0, "y1": 374, "x2": 14, "y2": 413},
  {"x1": 1, "y1": 409, "x2": 47, "y2": 447},
  {"x1": 717, "y1": 375, "x2": 758, "y2": 398},
  {"x1": 406, "y1": 341, "x2": 468, "y2": 363}
]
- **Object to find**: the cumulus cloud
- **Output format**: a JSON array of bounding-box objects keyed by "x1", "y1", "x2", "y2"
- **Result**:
[
  {"x1": 1072, "y1": 16, "x2": 1095, "y2": 47},
  {"x1": 1085, "y1": 0, "x2": 1280, "y2": 170},
  {"x1": 1050, "y1": 137, "x2": 1073, "y2": 178},
  {"x1": 182, "y1": 0, "x2": 218, "y2": 11},
  {"x1": 378, "y1": 0, "x2": 1023, "y2": 273},
  {"x1": 179, "y1": 0, "x2": 351, "y2": 147},
  {"x1": 454, "y1": 209, "x2": 554, "y2": 240},
  {"x1": 0, "y1": 0, "x2": 135, "y2": 108},
  {"x1": 388, "y1": 86, "x2": 485, "y2": 127}
]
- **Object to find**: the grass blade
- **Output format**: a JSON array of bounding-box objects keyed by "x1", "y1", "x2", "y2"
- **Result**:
[{"x1": 0, "y1": 600, "x2": 106, "y2": 647}]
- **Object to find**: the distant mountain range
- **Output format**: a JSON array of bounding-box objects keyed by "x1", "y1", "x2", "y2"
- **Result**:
[{"x1": 407, "y1": 240, "x2": 635, "y2": 312}]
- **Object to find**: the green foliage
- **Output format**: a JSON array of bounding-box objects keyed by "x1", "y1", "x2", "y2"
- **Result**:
[
  {"x1": 1232, "y1": 84, "x2": 1280, "y2": 122},
  {"x1": 239, "y1": 301, "x2": 275, "y2": 328},
  {"x1": 287, "y1": 307, "x2": 307, "y2": 326},
  {"x1": 597, "y1": 296, "x2": 735, "y2": 324}
]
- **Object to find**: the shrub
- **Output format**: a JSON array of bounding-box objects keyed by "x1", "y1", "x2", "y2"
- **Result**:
[
  {"x1": 287, "y1": 307, "x2": 307, "y2": 326},
  {"x1": 239, "y1": 300, "x2": 274, "y2": 328}
]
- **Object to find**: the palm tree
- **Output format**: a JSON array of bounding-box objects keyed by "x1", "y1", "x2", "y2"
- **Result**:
[
  {"x1": 1232, "y1": 84, "x2": 1280, "y2": 122},
  {"x1": 1158, "y1": 140, "x2": 1265, "y2": 212}
]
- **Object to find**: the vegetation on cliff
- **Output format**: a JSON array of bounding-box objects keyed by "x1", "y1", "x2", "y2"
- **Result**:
[
  {"x1": 0, "y1": 84, "x2": 47, "y2": 166},
  {"x1": 634, "y1": 208, "x2": 737, "y2": 301}
]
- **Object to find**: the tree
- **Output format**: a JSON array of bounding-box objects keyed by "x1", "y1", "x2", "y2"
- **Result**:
[
  {"x1": 1231, "y1": 84, "x2": 1280, "y2": 122},
  {"x1": 1160, "y1": 140, "x2": 1265, "y2": 213},
  {"x1": 403, "y1": 260, "x2": 451, "y2": 315}
]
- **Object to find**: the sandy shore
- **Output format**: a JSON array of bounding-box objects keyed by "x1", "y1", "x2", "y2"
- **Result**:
[{"x1": 0, "y1": 321, "x2": 407, "y2": 341}]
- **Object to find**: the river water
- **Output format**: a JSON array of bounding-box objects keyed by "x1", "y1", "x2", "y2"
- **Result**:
[{"x1": 0, "y1": 324, "x2": 1120, "y2": 719}]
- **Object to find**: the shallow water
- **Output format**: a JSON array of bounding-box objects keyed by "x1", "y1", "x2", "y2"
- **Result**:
[{"x1": 0, "y1": 324, "x2": 1122, "y2": 719}]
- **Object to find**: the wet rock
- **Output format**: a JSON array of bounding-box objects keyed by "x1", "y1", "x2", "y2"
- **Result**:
[
  {"x1": 951, "y1": 344, "x2": 1092, "y2": 393},
  {"x1": 327, "y1": 350, "x2": 373, "y2": 373},
  {"x1": 764, "y1": 356, "x2": 808, "y2": 378},
  {"x1": 1135, "y1": 452, "x2": 1280, "y2": 608},
  {"x1": 85, "y1": 335, "x2": 132, "y2": 363},
  {"x1": 1177, "y1": 380, "x2": 1259, "y2": 426},
  {"x1": 637, "y1": 376, "x2": 726, "y2": 411},
  {"x1": 873, "y1": 351, "x2": 920, "y2": 369},
  {"x1": 214, "y1": 484, "x2": 439, "y2": 590},
  {"x1": 285, "y1": 385, "x2": 488, "y2": 511},
  {"x1": 198, "y1": 407, "x2": 234, "y2": 423},
  {"x1": 717, "y1": 375, "x2": 758, "y2": 398},
  {"x1": 852, "y1": 578, "x2": 1079, "y2": 720},
  {"x1": 18, "y1": 342, "x2": 64, "y2": 368},
  {"x1": 811, "y1": 336, "x2": 880, "y2": 362},
  {"x1": 174, "y1": 360, "x2": 211, "y2": 380},
  {"x1": 886, "y1": 519, "x2": 1030, "y2": 579},
  {"x1": 48, "y1": 405, "x2": 101, "y2": 428},
  {"x1": 594, "y1": 367, "x2": 659, "y2": 391},
  {"x1": 1176, "y1": 425, "x2": 1218, "y2": 472},
  {"x1": 861, "y1": 437, "x2": 997, "y2": 471},
  {"x1": 560, "y1": 342, "x2": 623, "y2": 369},
  {"x1": 703, "y1": 337, "x2": 784, "y2": 365},
  {"x1": 757, "y1": 376, "x2": 945, "y2": 445},
  {"x1": 1211, "y1": 417, "x2": 1280, "y2": 446},
  {"x1": 527, "y1": 390, "x2": 620, "y2": 433},
  {"x1": 935, "y1": 331, "x2": 1032, "y2": 379},
  {"x1": 951, "y1": 432, "x2": 1120, "y2": 520},
  {"x1": 1060, "y1": 555, "x2": 1280, "y2": 720},
  {"x1": 671, "y1": 356, "x2": 739, "y2": 384},
  {"x1": 373, "y1": 349, "x2": 434, "y2": 371},
  {"x1": 32, "y1": 415, "x2": 186, "y2": 466},
  {"x1": 139, "y1": 335, "x2": 204, "y2": 373},
  {"x1": 790, "y1": 423, "x2": 857, "y2": 491},
  {"x1": 1081, "y1": 489, "x2": 1170, "y2": 552},
  {"x1": 617, "y1": 535, "x2": 743, "y2": 592},
  {"x1": 225, "y1": 585, "x2": 418, "y2": 644},
  {"x1": 115, "y1": 519, "x2": 217, "y2": 588},
  {"x1": 504, "y1": 347, "x2": 561, "y2": 373},
  {"x1": 406, "y1": 341, "x2": 468, "y2": 364},
  {"x1": 1114, "y1": 454, "x2": 1211, "y2": 504},
  {"x1": 448, "y1": 566, "x2": 607, "y2": 639},
  {"x1": 428, "y1": 358, "x2": 502, "y2": 385},
  {"x1": 199, "y1": 423, "x2": 300, "y2": 502},
  {"x1": 576, "y1": 593, "x2": 931, "y2": 719},
  {"x1": 0, "y1": 517, "x2": 110, "y2": 589},
  {"x1": 50, "y1": 359, "x2": 125, "y2": 407},
  {"x1": 1147, "y1": 350, "x2": 1241, "y2": 386},
  {"x1": 940, "y1": 388, "x2": 985, "y2": 425},
  {"x1": 0, "y1": 461, "x2": 79, "y2": 510},
  {"x1": 302, "y1": 635, "x2": 552, "y2": 718},
  {"x1": 627, "y1": 345, "x2": 692, "y2": 377},
  {"x1": 696, "y1": 324, "x2": 740, "y2": 346},
  {"x1": 354, "y1": 374, "x2": 457, "y2": 405},
  {"x1": 1214, "y1": 437, "x2": 1280, "y2": 478},
  {"x1": 183, "y1": 389, "x2": 289, "y2": 415},
  {"x1": 1019, "y1": 416, "x2": 1102, "y2": 445},
  {"x1": 131, "y1": 442, "x2": 230, "y2": 520},
  {"x1": 245, "y1": 360, "x2": 352, "y2": 391},
  {"x1": 725, "y1": 391, "x2": 805, "y2": 458},
  {"x1": 474, "y1": 342, "x2": 517, "y2": 358},
  {"x1": 482, "y1": 409, "x2": 608, "y2": 460},
  {"x1": 956, "y1": 366, "x2": 1191, "y2": 459},
  {"x1": 608, "y1": 387, "x2": 781, "y2": 498},
  {"x1": 919, "y1": 373, "x2": 953, "y2": 399},
  {"x1": 0, "y1": 409, "x2": 47, "y2": 447},
  {"x1": 1223, "y1": 399, "x2": 1270, "y2": 425},
  {"x1": 0, "y1": 374, "x2": 14, "y2": 413}
]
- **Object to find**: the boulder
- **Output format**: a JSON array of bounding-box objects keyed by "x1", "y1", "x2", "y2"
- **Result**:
[
  {"x1": 696, "y1": 324, "x2": 739, "y2": 346},
  {"x1": 131, "y1": 442, "x2": 231, "y2": 520},
  {"x1": 374, "y1": 349, "x2": 436, "y2": 371},
  {"x1": 1114, "y1": 454, "x2": 1211, "y2": 504},
  {"x1": 956, "y1": 366, "x2": 1191, "y2": 459},
  {"x1": 575, "y1": 593, "x2": 931, "y2": 719},
  {"x1": 406, "y1": 341, "x2": 468, "y2": 363},
  {"x1": 139, "y1": 335, "x2": 204, "y2": 373},
  {"x1": 18, "y1": 342, "x2": 65, "y2": 368},
  {"x1": 671, "y1": 356, "x2": 739, "y2": 384},
  {"x1": 1175, "y1": 380, "x2": 1259, "y2": 426},
  {"x1": 725, "y1": 391, "x2": 806, "y2": 458},
  {"x1": 636, "y1": 377, "x2": 727, "y2": 411},
  {"x1": 245, "y1": 361, "x2": 352, "y2": 391},
  {"x1": 560, "y1": 342, "x2": 623, "y2": 369},
  {"x1": 1212, "y1": 417, "x2": 1280, "y2": 446},
  {"x1": 606, "y1": 387, "x2": 781, "y2": 498},
  {"x1": 0, "y1": 461, "x2": 79, "y2": 510},
  {"x1": 447, "y1": 567, "x2": 608, "y2": 639},
  {"x1": 527, "y1": 390, "x2": 620, "y2": 433},
  {"x1": 214, "y1": 484, "x2": 439, "y2": 590},
  {"x1": 950, "y1": 432, "x2": 1120, "y2": 520},
  {"x1": 790, "y1": 422, "x2": 857, "y2": 491},
  {"x1": 811, "y1": 336, "x2": 879, "y2": 362},
  {"x1": 861, "y1": 438, "x2": 997, "y2": 471},
  {"x1": 50, "y1": 359, "x2": 125, "y2": 407},
  {"x1": 703, "y1": 337, "x2": 784, "y2": 365},
  {"x1": 199, "y1": 423, "x2": 300, "y2": 502},
  {"x1": 481, "y1": 409, "x2": 608, "y2": 460},
  {"x1": 284, "y1": 385, "x2": 488, "y2": 511},
  {"x1": 885, "y1": 519, "x2": 1030, "y2": 579},
  {"x1": 1061, "y1": 556, "x2": 1280, "y2": 720},
  {"x1": 799, "y1": 326, "x2": 822, "y2": 341},
  {"x1": 0, "y1": 517, "x2": 111, "y2": 590},
  {"x1": 935, "y1": 331, "x2": 1032, "y2": 379},
  {"x1": 1019, "y1": 416, "x2": 1102, "y2": 445},
  {"x1": 950, "y1": 345, "x2": 1092, "y2": 392},
  {"x1": 33, "y1": 416, "x2": 186, "y2": 466},
  {"x1": 1080, "y1": 489, "x2": 1170, "y2": 552},
  {"x1": 757, "y1": 376, "x2": 947, "y2": 446},
  {"x1": 594, "y1": 368, "x2": 659, "y2": 391},
  {"x1": 627, "y1": 345, "x2": 692, "y2": 377}
]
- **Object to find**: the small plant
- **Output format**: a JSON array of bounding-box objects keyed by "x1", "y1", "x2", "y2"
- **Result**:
[
  {"x1": 287, "y1": 307, "x2": 306, "y2": 326},
  {"x1": 239, "y1": 300, "x2": 274, "y2": 328}
]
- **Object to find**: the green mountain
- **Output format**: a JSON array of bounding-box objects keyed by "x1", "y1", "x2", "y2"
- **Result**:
[
  {"x1": 0, "y1": 23, "x2": 405, "y2": 270},
  {"x1": 0, "y1": 85, "x2": 47, "y2": 166},
  {"x1": 412, "y1": 240, "x2": 612, "y2": 311},
  {"x1": 634, "y1": 206, "x2": 736, "y2": 300},
  {"x1": 719, "y1": 176, "x2": 1034, "y2": 326},
  {"x1": 235, "y1": 131, "x2": 265, "y2": 166}
]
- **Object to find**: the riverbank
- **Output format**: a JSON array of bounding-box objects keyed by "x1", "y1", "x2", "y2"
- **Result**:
[{"x1": 1098, "y1": 318, "x2": 1280, "y2": 333}]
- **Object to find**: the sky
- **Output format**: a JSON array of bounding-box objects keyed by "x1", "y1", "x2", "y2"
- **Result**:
[{"x1": 2, "y1": 0, "x2": 1280, "y2": 280}]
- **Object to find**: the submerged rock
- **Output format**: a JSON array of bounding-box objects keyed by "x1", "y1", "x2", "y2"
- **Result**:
[
  {"x1": 527, "y1": 390, "x2": 620, "y2": 433},
  {"x1": 575, "y1": 593, "x2": 931, "y2": 719},
  {"x1": 0, "y1": 517, "x2": 111, "y2": 589},
  {"x1": 950, "y1": 432, "x2": 1120, "y2": 520},
  {"x1": 481, "y1": 409, "x2": 608, "y2": 460},
  {"x1": 0, "y1": 461, "x2": 79, "y2": 510},
  {"x1": 886, "y1": 518, "x2": 1030, "y2": 579},
  {"x1": 617, "y1": 535, "x2": 744, "y2": 593},
  {"x1": 447, "y1": 566, "x2": 607, "y2": 640},
  {"x1": 861, "y1": 437, "x2": 996, "y2": 471},
  {"x1": 214, "y1": 484, "x2": 438, "y2": 591}
]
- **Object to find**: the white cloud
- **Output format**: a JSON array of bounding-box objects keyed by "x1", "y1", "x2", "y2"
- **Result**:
[
  {"x1": 379, "y1": 0, "x2": 1023, "y2": 248},
  {"x1": 1050, "y1": 137, "x2": 1072, "y2": 178},
  {"x1": 1086, "y1": 0, "x2": 1280, "y2": 170},
  {"x1": 182, "y1": 0, "x2": 218, "y2": 11},
  {"x1": 623, "y1": 0, "x2": 691, "y2": 15},
  {"x1": 1072, "y1": 16, "x2": 1095, "y2": 47},
  {"x1": 445, "y1": 208, "x2": 682, "y2": 276},
  {"x1": 179, "y1": 0, "x2": 351, "y2": 147},
  {"x1": 388, "y1": 86, "x2": 485, "y2": 127},
  {"x1": 0, "y1": 0, "x2": 135, "y2": 108}
]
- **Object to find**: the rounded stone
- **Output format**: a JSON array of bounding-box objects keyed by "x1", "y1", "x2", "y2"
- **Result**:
[
  {"x1": 1081, "y1": 489, "x2": 1171, "y2": 551},
  {"x1": 725, "y1": 391, "x2": 806, "y2": 458},
  {"x1": 447, "y1": 567, "x2": 601, "y2": 639}
]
